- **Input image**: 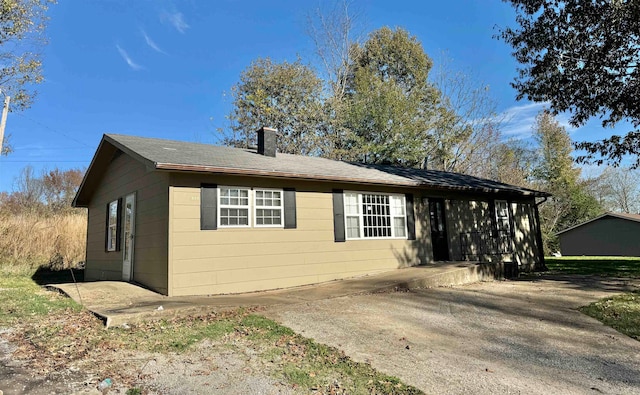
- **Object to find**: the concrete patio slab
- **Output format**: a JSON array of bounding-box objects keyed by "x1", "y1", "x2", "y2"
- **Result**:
[{"x1": 48, "y1": 261, "x2": 510, "y2": 327}]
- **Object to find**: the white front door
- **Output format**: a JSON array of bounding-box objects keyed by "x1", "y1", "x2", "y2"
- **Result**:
[{"x1": 122, "y1": 193, "x2": 136, "y2": 281}]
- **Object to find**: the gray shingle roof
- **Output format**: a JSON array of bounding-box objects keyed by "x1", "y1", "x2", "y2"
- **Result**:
[
  {"x1": 556, "y1": 211, "x2": 640, "y2": 235},
  {"x1": 105, "y1": 133, "x2": 547, "y2": 196}
]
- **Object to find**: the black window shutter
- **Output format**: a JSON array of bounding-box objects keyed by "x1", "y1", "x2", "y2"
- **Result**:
[
  {"x1": 201, "y1": 184, "x2": 218, "y2": 230},
  {"x1": 104, "y1": 202, "x2": 110, "y2": 251},
  {"x1": 332, "y1": 189, "x2": 345, "y2": 242},
  {"x1": 405, "y1": 193, "x2": 416, "y2": 240},
  {"x1": 115, "y1": 197, "x2": 123, "y2": 251},
  {"x1": 283, "y1": 188, "x2": 297, "y2": 229}
]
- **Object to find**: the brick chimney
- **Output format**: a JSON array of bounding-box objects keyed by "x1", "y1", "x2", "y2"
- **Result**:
[{"x1": 257, "y1": 127, "x2": 277, "y2": 157}]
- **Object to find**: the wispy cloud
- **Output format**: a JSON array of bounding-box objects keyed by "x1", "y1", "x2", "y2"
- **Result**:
[
  {"x1": 141, "y1": 29, "x2": 166, "y2": 54},
  {"x1": 161, "y1": 11, "x2": 190, "y2": 34},
  {"x1": 500, "y1": 102, "x2": 546, "y2": 138},
  {"x1": 116, "y1": 45, "x2": 143, "y2": 71},
  {"x1": 500, "y1": 102, "x2": 578, "y2": 138}
]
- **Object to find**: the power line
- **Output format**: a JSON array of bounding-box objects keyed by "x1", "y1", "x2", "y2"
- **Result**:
[
  {"x1": 1, "y1": 159, "x2": 89, "y2": 162},
  {"x1": 0, "y1": 160, "x2": 89, "y2": 163},
  {"x1": 13, "y1": 112, "x2": 94, "y2": 148},
  {"x1": 12, "y1": 146, "x2": 89, "y2": 151}
]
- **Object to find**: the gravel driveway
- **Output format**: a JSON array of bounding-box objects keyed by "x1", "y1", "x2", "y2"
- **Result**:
[{"x1": 265, "y1": 275, "x2": 640, "y2": 395}]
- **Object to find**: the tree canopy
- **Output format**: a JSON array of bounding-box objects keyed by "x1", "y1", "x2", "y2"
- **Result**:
[
  {"x1": 0, "y1": 0, "x2": 53, "y2": 110},
  {"x1": 226, "y1": 24, "x2": 508, "y2": 173},
  {"x1": 532, "y1": 111, "x2": 601, "y2": 253},
  {"x1": 343, "y1": 27, "x2": 445, "y2": 166},
  {"x1": 498, "y1": 0, "x2": 640, "y2": 166},
  {"x1": 226, "y1": 57, "x2": 324, "y2": 155}
]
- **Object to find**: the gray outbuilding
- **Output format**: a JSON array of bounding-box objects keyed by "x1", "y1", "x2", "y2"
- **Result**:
[{"x1": 558, "y1": 212, "x2": 640, "y2": 256}]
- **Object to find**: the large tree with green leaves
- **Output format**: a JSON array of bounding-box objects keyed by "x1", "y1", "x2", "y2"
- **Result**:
[
  {"x1": 532, "y1": 111, "x2": 602, "y2": 253},
  {"x1": 225, "y1": 57, "x2": 324, "y2": 155},
  {"x1": 226, "y1": 15, "x2": 505, "y2": 172},
  {"x1": 1, "y1": 0, "x2": 53, "y2": 110},
  {"x1": 498, "y1": 0, "x2": 640, "y2": 167},
  {"x1": 343, "y1": 27, "x2": 446, "y2": 166}
]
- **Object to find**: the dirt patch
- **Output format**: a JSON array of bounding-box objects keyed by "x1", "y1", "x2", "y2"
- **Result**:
[
  {"x1": 134, "y1": 340, "x2": 296, "y2": 395},
  {"x1": 265, "y1": 275, "x2": 640, "y2": 394},
  {"x1": 0, "y1": 327, "x2": 300, "y2": 395}
]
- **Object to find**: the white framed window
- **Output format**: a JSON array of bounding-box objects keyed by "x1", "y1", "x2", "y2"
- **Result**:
[
  {"x1": 218, "y1": 186, "x2": 250, "y2": 227},
  {"x1": 254, "y1": 189, "x2": 283, "y2": 227},
  {"x1": 107, "y1": 199, "x2": 118, "y2": 251},
  {"x1": 495, "y1": 200, "x2": 510, "y2": 232},
  {"x1": 391, "y1": 195, "x2": 407, "y2": 238},
  {"x1": 344, "y1": 192, "x2": 407, "y2": 240},
  {"x1": 345, "y1": 192, "x2": 361, "y2": 238}
]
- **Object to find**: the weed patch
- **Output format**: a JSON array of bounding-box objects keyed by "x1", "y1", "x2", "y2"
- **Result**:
[{"x1": 0, "y1": 212, "x2": 87, "y2": 270}]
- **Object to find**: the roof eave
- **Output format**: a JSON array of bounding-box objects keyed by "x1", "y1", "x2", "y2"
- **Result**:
[
  {"x1": 155, "y1": 162, "x2": 547, "y2": 196},
  {"x1": 73, "y1": 134, "x2": 157, "y2": 207},
  {"x1": 73, "y1": 137, "x2": 112, "y2": 208},
  {"x1": 155, "y1": 162, "x2": 421, "y2": 187},
  {"x1": 556, "y1": 211, "x2": 640, "y2": 235}
]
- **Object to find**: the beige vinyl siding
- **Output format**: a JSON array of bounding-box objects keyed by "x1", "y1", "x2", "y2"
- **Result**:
[
  {"x1": 168, "y1": 174, "x2": 426, "y2": 296},
  {"x1": 559, "y1": 217, "x2": 640, "y2": 256},
  {"x1": 85, "y1": 152, "x2": 170, "y2": 294}
]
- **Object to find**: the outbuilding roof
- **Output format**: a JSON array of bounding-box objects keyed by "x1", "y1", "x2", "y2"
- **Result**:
[
  {"x1": 73, "y1": 133, "x2": 548, "y2": 207},
  {"x1": 556, "y1": 212, "x2": 640, "y2": 235}
]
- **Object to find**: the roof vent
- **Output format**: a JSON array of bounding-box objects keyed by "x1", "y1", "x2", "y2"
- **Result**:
[{"x1": 257, "y1": 127, "x2": 277, "y2": 157}]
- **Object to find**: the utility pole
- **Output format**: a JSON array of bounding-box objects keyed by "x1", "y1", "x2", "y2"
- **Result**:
[{"x1": 0, "y1": 95, "x2": 10, "y2": 154}]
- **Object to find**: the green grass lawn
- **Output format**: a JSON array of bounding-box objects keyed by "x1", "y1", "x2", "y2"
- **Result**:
[
  {"x1": 0, "y1": 273, "x2": 81, "y2": 326},
  {"x1": 580, "y1": 292, "x2": 640, "y2": 340},
  {"x1": 545, "y1": 256, "x2": 640, "y2": 277},
  {"x1": 543, "y1": 256, "x2": 640, "y2": 342},
  {"x1": 0, "y1": 268, "x2": 422, "y2": 394}
]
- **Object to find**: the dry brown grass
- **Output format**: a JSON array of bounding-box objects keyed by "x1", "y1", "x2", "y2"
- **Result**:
[{"x1": 0, "y1": 211, "x2": 87, "y2": 271}]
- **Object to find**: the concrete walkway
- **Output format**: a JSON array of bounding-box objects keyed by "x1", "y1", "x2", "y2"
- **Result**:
[{"x1": 48, "y1": 261, "x2": 509, "y2": 327}]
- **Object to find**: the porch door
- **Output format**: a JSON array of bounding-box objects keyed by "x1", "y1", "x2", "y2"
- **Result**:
[
  {"x1": 429, "y1": 198, "x2": 450, "y2": 261},
  {"x1": 122, "y1": 193, "x2": 136, "y2": 281}
]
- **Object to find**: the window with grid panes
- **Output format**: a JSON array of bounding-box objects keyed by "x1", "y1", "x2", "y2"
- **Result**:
[
  {"x1": 106, "y1": 200, "x2": 118, "y2": 251},
  {"x1": 344, "y1": 192, "x2": 407, "y2": 239},
  {"x1": 344, "y1": 192, "x2": 361, "y2": 238},
  {"x1": 495, "y1": 200, "x2": 510, "y2": 232},
  {"x1": 254, "y1": 189, "x2": 283, "y2": 226},
  {"x1": 219, "y1": 187, "x2": 250, "y2": 227}
]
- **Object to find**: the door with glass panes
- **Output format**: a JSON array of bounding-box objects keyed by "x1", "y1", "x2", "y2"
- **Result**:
[
  {"x1": 429, "y1": 198, "x2": 449, "y2": 261},
  {"x1": 122, "y1": 193, "x2": 136, "y2": 281}
]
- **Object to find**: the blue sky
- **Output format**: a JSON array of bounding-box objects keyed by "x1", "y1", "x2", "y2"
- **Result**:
[{"x1": 0, "y1": 0, "x2": 625, "y2": 192}]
